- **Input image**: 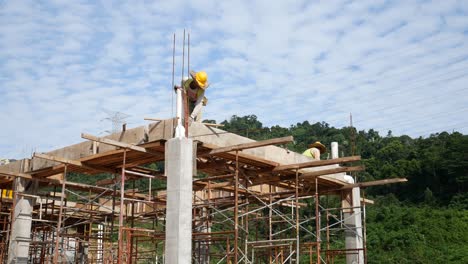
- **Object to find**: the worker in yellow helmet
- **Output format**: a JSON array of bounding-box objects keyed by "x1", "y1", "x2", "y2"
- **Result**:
[
  {"x1": 179, "y1": 70, "x2": 209, "y2": 122},
  {"x1": 303, "y1": 141, "x2": 326, "y2": 160}
]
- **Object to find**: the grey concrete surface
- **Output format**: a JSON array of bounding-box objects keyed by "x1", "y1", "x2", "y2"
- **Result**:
[
  {"x1": 7, "y1": 160, "x2": 34, "y2": 264},
  {"x1": 164, "y1": 137, "x2": 193, "y2": 264}
]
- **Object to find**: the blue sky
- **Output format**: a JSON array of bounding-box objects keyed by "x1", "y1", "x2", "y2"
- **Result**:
[{"x1": 1, "y1": 0, "x2": 467, "y2": 158}]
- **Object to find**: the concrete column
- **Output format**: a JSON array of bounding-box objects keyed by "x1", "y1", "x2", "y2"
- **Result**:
[
  {"x1": 8, "y1": 159, "x2": 35, "y2": 264},
  {"x1": 331, "y1": 142, "x2": 339, "y2": 159},
  {"x1": 332, "y1": 142, "x2": 364, "y2": 264},
  {"x1": 164, "y1": 137, "x2": 193, "y2": 263},
  {"x1": 342, "y1": 186, "x2": 364, "y2": 264}
]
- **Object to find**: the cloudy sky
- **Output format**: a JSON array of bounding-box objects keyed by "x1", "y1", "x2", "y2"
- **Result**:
[{"x1": 1, "y1": 0, "x2": 467, "y2": 158}]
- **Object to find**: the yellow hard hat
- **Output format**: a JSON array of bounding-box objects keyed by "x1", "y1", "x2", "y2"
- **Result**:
[
  {"x1": 308, "y1": 141, "x2": 327, "y2": 154},
  {"x1": 194, "y1": 71, "x2": 209, "y2": 89}
]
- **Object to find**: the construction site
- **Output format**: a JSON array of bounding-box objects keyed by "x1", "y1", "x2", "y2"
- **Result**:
[
  {"x1": 0, "y1": 116, "x2": 407, "y2": 264},
  {"x1": 0, "y1": 31, "x2": 409, "y2": 264}
]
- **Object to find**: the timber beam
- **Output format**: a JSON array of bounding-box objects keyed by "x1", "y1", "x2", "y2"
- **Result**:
[
  {"x1": 0, "y1": 171, "x2": 112, "y2": 193},
  {"x1": 338, "y1": 178, "x2": 408, "y2": 190},
  {"x1": 273, "y1": 156, "x2": 361, "y2": 171},
  {"x1": 207, "y1": 136, "x2": 294, "y2": 155},
  {"x1": 81, "y1": 133, "x2": 161, "y2": 155},
  {"x1": 33, "y1": 153, "x2": 116, "y2": 174},
  {"x1": 300, "y1": 166, "x2": 365, "y2": 179}
]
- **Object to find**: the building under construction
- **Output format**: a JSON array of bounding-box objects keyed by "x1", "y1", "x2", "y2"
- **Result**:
[{"x1": 0, "y1": 119, "x2": 406, "y2": 263}]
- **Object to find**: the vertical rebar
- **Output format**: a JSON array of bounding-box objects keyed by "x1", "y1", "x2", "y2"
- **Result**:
[
  {"x1": 350, "y1": 113, "x2": 356, "y2": 156},
  {"x1": 171, "y1": 33, "x2": 176, "y2": 118},
  {"x1": 187, "y1": 32, "x2": 190, "y2": 79},
  {"x1": 181, "y1": 29, "x2": 185, "y2": 82}
]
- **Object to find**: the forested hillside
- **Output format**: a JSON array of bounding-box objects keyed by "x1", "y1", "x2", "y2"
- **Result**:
[
  {"x1": 213, "y1": 115, "x2": 468, "y2": 263},
  {"x1": 68, "y1": 114, "x2": 467, "y2": 263}
]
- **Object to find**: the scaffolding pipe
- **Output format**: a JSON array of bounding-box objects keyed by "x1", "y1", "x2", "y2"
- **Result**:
[
  {"x1": 118, "y1": 149, "x2": 127, "y2": 264},
  {"x1": 53, "y1": 164, "x2": 68, "y2": 264}
]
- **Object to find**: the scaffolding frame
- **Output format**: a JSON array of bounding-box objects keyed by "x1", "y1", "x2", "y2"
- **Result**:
[{"x1": 0, "y1": 121, "x2": 407, "y2": 263}]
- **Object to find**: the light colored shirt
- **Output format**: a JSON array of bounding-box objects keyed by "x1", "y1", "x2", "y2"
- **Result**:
[
  {"x1": 302, "y1": 148, "x2": 321, "y2": 160},
  {"x1": 183, "y1": 79, "x2": 207, "y2": 120}
]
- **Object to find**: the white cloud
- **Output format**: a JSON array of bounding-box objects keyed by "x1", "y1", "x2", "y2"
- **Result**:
[{"x1": 0, "y1": 0, "x2": 467, "y2": 159}]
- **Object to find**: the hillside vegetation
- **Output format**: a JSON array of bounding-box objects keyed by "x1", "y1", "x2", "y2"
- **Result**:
[
  {"x1": 216, "y1": 115, "x2": 468, "y2": 263},
  {"x1": 69, "y1": 115, "x2": 467, "y2": 263}
]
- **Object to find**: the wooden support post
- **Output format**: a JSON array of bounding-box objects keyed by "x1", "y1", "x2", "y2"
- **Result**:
[
  {"x1": 234, "y1": 150, "x2": 239, "y2": 264},
  {"x1": 315, "y1": 177, "x2": 320, "y2": 264},
  {"x1": 244, "y1": 171, "x2": 249, "y2": 264},
  {"x1": 326, "y1": 211, "x2": 331, "y2": 264},
  {"x1": 227, "y1": 236, "x2": 230, "y2": 264},
  {"x1": 53, "y1": 165, "x2": 67, "y2": 264},
  {"x1": 118, "y1": 149, "x2": 127, "y2": 264},
  {"x1": 362, "y1": 189, "x2": 368, "y2": 264},
  {"x1": 295, "y1": 169, "x2": 300, "y2": 263}
]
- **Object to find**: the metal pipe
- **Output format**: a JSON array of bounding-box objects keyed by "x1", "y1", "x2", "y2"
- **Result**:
[
  {"x1": 315, "y1": 177, "x2": 320, "y2": 264},
  {"x1": 124, "y1": 170, "x2": 155, "y2": 179},
  {"x1": 118, "y1": 149, "x2": 127, "y2": 264},
  {"x1": 295, "y1": 169, "x2": 300, "y2": 262},
  {"x1": 53, "y1": 164, "x2": 68, "y2": 263},
  {"x1": 175, "y1": 30, "x2": 186, "y2": 138},
  {"x1": 234, "y1": 150, "x2": 239, "y2": 264}
]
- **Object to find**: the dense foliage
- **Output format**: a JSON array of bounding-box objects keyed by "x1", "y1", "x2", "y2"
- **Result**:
[
  {"x1": 216, "y1": 115, "x2": 468, "y2": 263},
  {"x1": 67, "y1": 115, "x2": 467, "y2": 262}
]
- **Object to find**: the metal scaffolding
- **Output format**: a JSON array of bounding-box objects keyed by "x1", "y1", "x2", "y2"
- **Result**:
[{"x1": 0, "y1": 120, "x2": 406, "y2": 263}]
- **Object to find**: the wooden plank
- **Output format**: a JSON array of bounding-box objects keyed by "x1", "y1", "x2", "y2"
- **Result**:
[
  {"x1": 194, "y1": 174, "x2": 234, "y2": 182},
  {"x1": 361, "y1": 198, "x2": 374, "y2": 205},
  {"x1": 205, "y1": 181, "x2": 234, "y2": 189},
  {"x1": 273, "y1": 156, "x2": 361, "y2": 171},
  {"x1": 33, "y1": 153, "x2": 115, "y2": 173},
  {"x1": 81, "y1": 133, "x2": 160, "y2": 155},
  {"x1": 338, "y1": 178, "x2": 407, "y2": 190},
  {"x1": 144, "y1": 117, "x2": 163, "y2": 121},
  {"x1": 202, "y1": 123, "x2": 224, "y2": 127},
  {"x1": 200, "y1": 143, "x2": 279, "y2": 168},
  {"x1": 96, "y1": 178, "x2": 116, "y2": 186},
  {"x1": 250, "y1": 168, "x2": 351, "y2": 187},
  {"x1": 300, "y1": 166, "x2": 365, "y2": 179},
  {"x1": 0, "y1": 171, "x2": 112, "y2": 193},
  {"x1": 208, "y1": 136, "x2": 294, "y2": 155}
]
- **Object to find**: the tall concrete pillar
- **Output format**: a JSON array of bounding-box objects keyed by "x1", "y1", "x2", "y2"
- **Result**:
[
  {"x1": 164, "y1": 137, "x2": 193, "y2": 263},
  {"x1": 8, "y1": 159, "x2": 35, "y2": 264},
  {"x1": 331, "y1": 142, "x2": 364, "y2": 264},
  {"x1": 343, "y1": 186, "x2": 364, "y2": 264}
]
